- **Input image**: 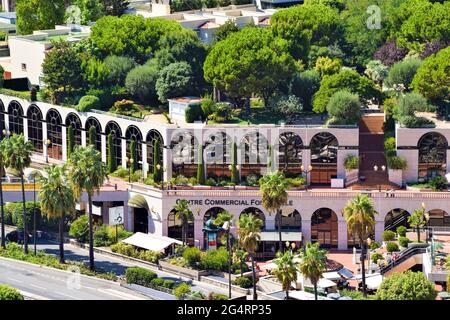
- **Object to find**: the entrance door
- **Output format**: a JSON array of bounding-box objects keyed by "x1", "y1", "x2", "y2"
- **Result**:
[
  {"x1": 134, "y1": 208, "x2": 148, "y2": 233},
  {"x1": 318, "y1": 231, "x2": 332, "y2": 247}
]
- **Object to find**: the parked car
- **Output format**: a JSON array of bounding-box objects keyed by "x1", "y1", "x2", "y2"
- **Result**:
[{"x1": 6, "y1": 230, "x2": 30, "y2": 244}]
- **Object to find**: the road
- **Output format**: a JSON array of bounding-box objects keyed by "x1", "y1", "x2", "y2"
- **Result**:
[{"x1": 0, "y1": 257, "x2": 149, "y2": 300}]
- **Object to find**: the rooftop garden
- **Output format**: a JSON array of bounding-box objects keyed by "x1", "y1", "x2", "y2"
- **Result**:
[{"x1": 6, "y1": 0, "x2": 447, "y2": 126}]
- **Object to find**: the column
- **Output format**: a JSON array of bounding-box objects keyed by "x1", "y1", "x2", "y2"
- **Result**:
[
  {"x1": 338, "y1": 220, "x2": 348, "y2": 250},
  {"x1": 42, "y1": 122, "x2": 48, "y2": 161},
  {"x1": 101, "y1": 134, "x2": 107, "y2": 163},
  {"x1": 124, "y1": 203, "x2": 133, "y2": 232},
  {"x1": 62, "y1": 126, "x2": 67, "y2": 161},
  {"x1": 22, "y1": 116, "x2": 28, "y2": 142},
  {"x1": 194, "y1": 218, "x2": 204, "y2": 249},
  {"x1": 164, "y1": 147, "x2": 172, "y2": 182},
  {"x1": 302, "y1": 220, "x2": 311, "y2": 243},
  {"x1": 374, "y1": 221, "x2": 385, "y2": 244},
  {"x1": 302, "y1": 149, "x2": 312, "y2": 185},
  {"x1": 142, "y1": 143, "x2": 148, "y2": 178},
  {"x1": 121, "y1": 138, "x2": 127, "y2": 169},
  {"x1": 81, "y1": 129, "x2": 87, "y2": 147}
]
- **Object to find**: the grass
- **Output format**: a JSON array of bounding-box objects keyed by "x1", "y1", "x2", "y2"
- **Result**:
[
  {"x1": 0, "y1": 242, "x2": 118, "y2": 281},
  {"x1": 407, "y1": 182, "x2": 432, "y2": 189}
]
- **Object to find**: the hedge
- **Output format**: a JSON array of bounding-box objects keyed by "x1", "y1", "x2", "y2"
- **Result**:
[
  {"x1": 0, "y1": 285, "x2": 24, "y2": 300},
  {"x1": 232, "y1": 276, "x2": 252, "y2": 288},
  {"x1": 382, "y1": 230, "x2": 396, "y2": 242},
  {"x1": 398, "y1": 236, "x2": 410, "y2": 248},
  {"x1": 386, "y1": 242, "x2": 400, "y2": 253},
  {"x1": 125, "y1": 267, "x2": 157, "y2": 287},
  {"x1": 185, "y1": 103, "x2": 205, "y2": 123}
]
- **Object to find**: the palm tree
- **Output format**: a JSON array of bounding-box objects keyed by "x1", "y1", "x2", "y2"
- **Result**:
[
  {"x1": 343, "y1": 194, "x2": 377, "y2": 297},
  {"x1": 2, "y1": 134, "x2": 33, "y2": 253},
  {"x1": 408, "y1": 204, "x2": 427, "y2": 243},
  {"x1": 259, "y1": 171, "x2": 288, "y2": 252},
  {"x1": 38, "y1": 165, "x2": 75, "y2": 263},
  {"x1": 234, "y1": 249, "x2": 248, "y2": 278},
  {"x1": 237, "y1": 213, "x2": 263, "y2": 300},
  {"x1": 173, "y1": 199, "x2": 193, "y2": 246},
  {"x1": 272, "y1": 250, "x2": 298, "y2": 300},
  {"x1": 0, "y1": 139, "x2": 6, "y2": 248},
  {"x1": 214, "y1": 210, "x2": 234, "y2": 298},
  {"x1": 67, "y1": 146, "x2": 108, "y2": 270},
  {"x1": 298, "y1": 242, "x2": 327, "y2": 300}
]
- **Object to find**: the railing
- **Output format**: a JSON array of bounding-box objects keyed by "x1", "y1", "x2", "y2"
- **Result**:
[
  {"x1": 90, "y1": 109, "x2": 145, "y2": 122},
  {"x1": 379, "y1": 244, "x2": 429, "y2": 274}
]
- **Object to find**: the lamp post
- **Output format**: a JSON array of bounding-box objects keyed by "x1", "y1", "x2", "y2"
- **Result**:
[
  {"x1": 222, "y1": 220, "x2": 232, "y2": 299},
  {"x1": 300, "y1": 164, "x2": 313, "y2": 191},
  {"x1": 44, "y1": 139, "x2": 51, "y2": 163},
  {"x1": 373, "y1": 165, "x2": 386, "y2": 191},
  {"x1": 156, "y1": 164, "x2": 167, "y2": 190},
  {"x1": 125, "y1": 157, "x2": 134, "y2": 183}
]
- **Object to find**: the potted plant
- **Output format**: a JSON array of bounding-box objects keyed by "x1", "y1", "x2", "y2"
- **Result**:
[
  {"x1": 387, "y1": 156, "x2": 407, "y2": 187},
  {"x1": 344, "y1": 155, "x2": 359, "y2": 185}
]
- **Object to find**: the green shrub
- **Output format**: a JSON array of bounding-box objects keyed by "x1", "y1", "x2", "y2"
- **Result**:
[
  {"x1": 0, "y1": 88, "x2": 31, "y2": 101},
  {"x1": 111, "y1": 242, "x2": 138, "y2": 257},
  {"x1": 110, "y1": 167, "x2": 129, "y2": 179},
  {"x1": 110, "y1": 99, "x2": 142, "y2": 117},
  {"x1": 0, "y1": 31, "x2": 7, "y2": 41},
  {"x1": 232, "y1": 276, "x2": 252, "y2": 288},
  {"x1": 208, "y1": 292, "x2": 229, "y2": 300},
  {"x1": 185, "y1": 103, "x2": 205, "y2": 123},
  {"x1": 150, "y1": 277, "x2": 165, "y2": 287},
  {"x1": 125, "y1": 267, "x2": 157, "y2": 287},
  {"x1": 398, "y1": 236, "x2": 410, "y2": 248},
  {"x1": 0, "y1": 285, "x2": 24, "y2": 300},
  {"x1": 201, "y1": 97, "x2": 215, "y2": 117},
  {"x1": 326, "y1": 90, "x2": 361, "y2": 125},
  {"x1": 384, "y1": 137, "x2": 396, "y2": 152},
  {"x1": 69, "y1": 215, "x2": 89, "y2": 243},
  {"x1": 386, "y1": 242, "x2": 400, "y2": 253},
  {"x1": 371, "y1": 253, "x2": 383, "y2": 264},
  {"x1": 182, "y1": 247, "x2": 202, "y2": 269},
  {"x1": 376, "y1": 271, "x2": 436, "y2": 300},
  {"x1": 344, "y1": 155, "x2": 359, "y2": 170},
  {"x1": 429, "y1": 176, "x2": 448, "y2": 191},
  {"x1": 399, "y1": 116, "x2": 435, "y2": 128},
  {"x1": 370, "y1": 241, "x2": 381, "y2": 250},
  {"x1": 208, "y1": 102, "x2": 233, "y2": 122},
  {"x1": 286, "y1": 177, "x2": 306, "y2": 188},
  {"x1": 174, "y1": 283, "x2": 191, "y2": 300},
  {"x1": 138, "y1": 250, "x2": 163, "y2": 264},
  {"x1": 77, "y1": 95, "x2": 101, "y2": 112},
  {"x1": 162, "y1": 280, "x2": 176, "y2": 289},
  {"x1": 245, "y1": 173, "x2": 260, "y2": 187},
  {"x1": 396, "y1": 226, "x2": 407, "y2": 237},
  {"x1": 382, "y1": 230, "x2": 396, "y2": 242},
  {"x1": 93, "y1": 224, "x2": 111, "y2": 247},
  {"x1": 200, "y1": 247, "x2": 229, "y2": 271},
  {"x1": 7, "y1": 202, "x2": 41, "y2": 231},
  {"x1": 387, "y1": 156, "x2": 407, "y2": 170}
]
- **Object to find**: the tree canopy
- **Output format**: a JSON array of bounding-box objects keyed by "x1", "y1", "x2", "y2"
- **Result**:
[{"x1": 16, "y1": 0, "x2": 65, "y2": 35}]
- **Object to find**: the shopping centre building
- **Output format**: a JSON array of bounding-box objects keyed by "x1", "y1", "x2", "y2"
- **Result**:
[{"x1": 1, "y1": 93, "x2": 450, "y2": 255}]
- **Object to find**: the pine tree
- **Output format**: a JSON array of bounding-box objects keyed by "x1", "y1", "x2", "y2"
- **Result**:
[
  {"x1": 231, "y1": 141, "x2": 239, "y2": 184},
  {"x1": 107, "y1": 133, "x2": 117, "y2": 173},
  {"x1": 153, "y1": 139, "x2": 162, "y2": 183},
  {"x1": 130, "y1": 139, "x2": 137, "y2": 173},
  {"x1": 196, "y1": 144, "x2": 205, "y2": 185},
  {"x1": 67, "y1": 125, "x2": 74, "y2": 158},
  {"x1": 88, "y1": 126, "x2": 96, "y2": 147},
  {"x1": 267, "y1": 144, "x2": 273, "y2": 173}
]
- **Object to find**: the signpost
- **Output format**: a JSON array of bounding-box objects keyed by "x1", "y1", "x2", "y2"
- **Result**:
[{"x1": 109, "y1": 206, "x2": 124, "y2": 243}]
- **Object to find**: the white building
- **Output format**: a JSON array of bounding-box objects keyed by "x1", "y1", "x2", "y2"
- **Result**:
[{"x1": 1, "y1": 0, "x2": 15, "y2": 12}]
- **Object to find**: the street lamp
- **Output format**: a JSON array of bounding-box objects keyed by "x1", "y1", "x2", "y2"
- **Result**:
[
  {"x1": 125, "y1": 157, "x2": 134, "y2": 183},
  {"x1": 156, "y1": 164, "x2": 167, "y2": 190},
  {"x1": 373, "y1": 165, "x2": 386, "y2": 191},
  {"x1": 2, "y1": 129, "x2": 10, "y2": 138},
  {"x1": 300, "y1": 164, "x2": 313, "y2": 191},
  {"x1": 222, "y1": 220, "x2": 232, "y2": 299},
  {"x1": 44, "y1": 139, "x2": 51, "y2": 163}
]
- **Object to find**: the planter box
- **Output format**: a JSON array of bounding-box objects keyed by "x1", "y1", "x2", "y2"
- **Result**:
[
  {"x1": 209, "y1": 270, "x2": 254, "y2": 282},
  {"x1": 193, "y1": 185, "x2": 212, "y2": 190},
  {"x1": 159, "y1": 260, "x2": 208, "y2": 281},
  {"x1": 345, "y1": 169, "x2": 358, "y2": 186},
  {"x1": 388, "y1": 169, "x2": 403, "y2": 187}
]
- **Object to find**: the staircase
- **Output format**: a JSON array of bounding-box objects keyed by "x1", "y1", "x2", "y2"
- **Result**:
[{"x1": 350, "y1": 114, "x2": 399, "y2": 190}]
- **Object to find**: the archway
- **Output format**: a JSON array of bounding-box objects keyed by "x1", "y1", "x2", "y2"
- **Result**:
[
  {"x1": 26, "y1": 105, "x2": 43, "y2": 153},
  {"x1": 240, "y1": 131, "x2": 268, "y2": 178},
  {"x1": 418, "y1": 132, "x2": 448, "y2": 180},
  {"x1": 146, "y1": 129, "x2": 164, "y2": 177},
  {"x1": 46, "y1": 109, "x2": 62, "y2": 160},
  {"x1": 0, "y1": 99, "x2": 5, "y2": 133},
  {"x1": 126, "y1": 125, "x2": 143, "y2": 170},
  {"x1": 277, "y1": 132, "x2": 303, "y2": 177},
  {"x1": 105, "y1": 121, "x2": 122, "y2": 170},
  {"x1": 205, "y1": 131, "x2": 232, "y2": 178},
  {"x1": 310, "y1": 132, "x2": 338, "y2": 185},
  {"x1": 66, "y1": 113, "x2": 82, "y2": 150},
  {"x1": 7, "y1": 101, "x2": 24, "y2": 135},
  {"x1": 85, "y1": 117, "x2": 102, "y2": 152},
  {"x1": 167, "y1": 209, "x2": 194, "y2": 245},
  {"x1": 385, "y1": 209, "x2": 410, "y2": 231},
  {"x1": 275, "y1": 209, "x2": 302, "y2": 231},
  {"x1": 427, "y1": 209, "x2": 450, "y2": 227},
  {"x1": 239, "y1": 207, "x2": 266, "y2": 229},
  {"x1": 171, "y1": 130, "x2": 198, "y2": 178},
  {"x1": 311, "y1": 208, "x2": 338, "y2": 248}
]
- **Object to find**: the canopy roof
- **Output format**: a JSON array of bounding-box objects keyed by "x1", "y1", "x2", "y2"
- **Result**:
[{"x1": 122, "y1": 232, "x2": 182, "y2": 252}]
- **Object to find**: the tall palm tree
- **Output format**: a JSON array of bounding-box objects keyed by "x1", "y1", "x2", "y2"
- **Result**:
[
  {"x1": 272, "y1": 250, "x2": 298, "y2": 300},
  {"x1": 67, "y1": 146, "x2": 107, "y2": 270},
  {"x1": 237, "y1": 213, "x2": 263, "y2": 300},
  {"x1": 2, "y1": 134, "x2": 33, "y2": 253},
  {"x1": 234, "y1": 249, "x2": 248, "y2": 278},
  {"x1": 0, "y1": 139, "x2": 6, "y2": 248},
  {"x1": 38, "y1": 165, "x2": 75, "y2": 263},
  {"x1": 343, "y1": 194, "x2": 377, "y2": 297},
  {"x1": 173, "y1": 199, "x2": 193, "y2": 246},
  {"x1": 214, "y1": 210, "x2": 234, "y2": 298},
  {"x1": 408, "y1": 204, "x2": 427, "y2": 243},
  {"x1": 298, "y1": 242, "x2": 327, "y2": 300},
  {"x1": 259, "y1": 171, "x2": 288, "y2": 252}
]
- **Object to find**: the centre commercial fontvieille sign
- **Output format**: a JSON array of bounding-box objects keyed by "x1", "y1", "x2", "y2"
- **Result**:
[{"x1": 175, "y1": 198, "x2": 294, "y2": 207}]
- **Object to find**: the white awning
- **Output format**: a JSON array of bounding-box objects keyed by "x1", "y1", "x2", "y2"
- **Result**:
[
  {"x1": 260, "y1": 231, "x2": 302, "y2": 242},
  {"x1": 322, "y1": 271, "x2": 341, "y2": 281},
  {"x1": 288, "y1": 290, "x2": 333, "y2": 301},
  {"x1": 318, "y1": 278, "x2": 337, "y2": 289},
  {"x1": 354, "y1": 273, "x2": 383, "y2": 290},
  {"x1": 122, "y1": 232, "x2": 183, "y2": 252}
]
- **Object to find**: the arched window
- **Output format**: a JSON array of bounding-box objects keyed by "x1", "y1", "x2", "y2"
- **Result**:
[
  {"x1": 311, "y1": 208, "x2": 338, "y2": 248},
  {"x1": 85, "y1": 117, "x2": 102, "y2": 152},
  {"x1": 275, "y1": 209, "x2": 302, "y2": 231},
  {"x1": 105, "y1": 121, "x2": 122, "y2": 168},
  {"x1": 418, "y1": 132, "x2": 448, "y2": 180},
  {"x1": 125, "y1": 125, "x2": 143, "y2": 170},
  {"x1": 65, "y1": 113, "x2": 82, "y2": 148},
  {"x1": 8, "y1": 101, "x2": 24, "y2": 135},
  {"x1": 26, "y1": 105, "x2": 43, "y2": 153},
  {"x1": 240, "y1": 131, "x2": 268, "y2": 178},
  {"x1": 427, "y1": 209, "x2": 450, "y2": 227},
  {"x1": 310, "y1": 132, "x2": 338, "y2": 184},
  {"x1": 146, "y1": 130, "x2": 164, "y2": 175},
  {"x1": 239, "y1": 207, "x2": 266, "y2": 229},
  {"x1": 277, "y1": 132, "x2": 303, "y2": 176},
  {"x1": 46, "y1": 109, "x2": 62, "y2": 160},
  {"x1": 171, "y1": 130, "x2": 198, "y2": 178},
  {"x1": 168, "y1": 209, "x2": 194, "y2": 245},
  {"x1": 205, "y1": 131, "x2": 232, "y2": 177},
  {"x1": 0, "y1": 99, "x2": 5, "y2": 133},
  {"x1": 384, "y1": 209, "x2": 410, "y2": 231}
]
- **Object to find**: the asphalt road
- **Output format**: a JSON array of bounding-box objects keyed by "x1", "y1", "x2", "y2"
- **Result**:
[{"x1": 0, "y1": 257, "x2": 149, "y2": 300}]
